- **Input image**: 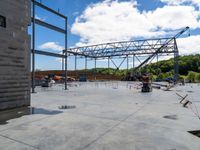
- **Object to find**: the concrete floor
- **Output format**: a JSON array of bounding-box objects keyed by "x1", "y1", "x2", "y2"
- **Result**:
[{"x1": 0, "y1": 82, "x2": 200, "y2": 150}]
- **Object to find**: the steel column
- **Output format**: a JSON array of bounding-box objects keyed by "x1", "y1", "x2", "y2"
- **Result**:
[
  {"x1": 94, "y1": 58, "x2": 97, "y2": 81},
  {"x1": 62, "y1": 51, "x2": 64, "y2": 71},
  {"x1": 64, "y1": 17, "x2": 68, "y2": 90},
  {"x1": 127, "y1": 55, "x2": 129, "y2": 73},
  {"x1": 174, "y1": 38, "x2": 179, "y2": 83},
  {"x1": 75, "y1": 55, "x2": 77, "y2": 79},
  {"x1": 157, "y1": 54, "x2": 158, "y2": 63},
  {"x1": 31, "y1": 0, "x2": 35, "y2": 93},
  {"x1": 108, "y1": 57, "x2": 110, "y2": 74},
  {"x1": 85, "y1": 57, "x2": 87, "y2": 78}
]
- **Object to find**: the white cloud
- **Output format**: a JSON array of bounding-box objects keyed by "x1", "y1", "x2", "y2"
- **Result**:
[
  {"x1": 98, "y1": 59, "x2": 109, "y2": 62},
  {"x1": 71, "y1": 0, "x2": 200, "y2": 55},
  {"x1": 71, "y1": 0, "x2": 166, "y2": 46},
  {"x1": 160, "y1": 0, "x2": 200, "y2": 8},
  {"x1": 35, "y1": 15, "x2": 45, "y2": 21},
  {"x1": 39, "y1": 42, "x2": 64, "y2": 51},
  {"x1": 177, "y1": 35, "x2": 200, "y2": 55},
  {"x1": 146, "y1": 5, "x2": 200, "y2": 30},
  {"x1": 55, "y1": 57, "x2": 63, "y2": 63}
]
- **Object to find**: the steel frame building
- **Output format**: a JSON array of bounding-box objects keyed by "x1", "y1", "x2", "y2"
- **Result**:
[
  {"x1": 63, "y1": 27, "x2": 189, "y2": 82},
  {"x1": 31, "y1": 1, "x2": 189, "y2": 93},
  {"x1": 31, "y1": 0, "x2": 68, "y2": 93}
]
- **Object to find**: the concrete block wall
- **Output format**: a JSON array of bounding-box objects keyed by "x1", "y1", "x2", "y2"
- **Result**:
[{"x1": 0, "y1": 0, "x2": 31, "y2": 110}]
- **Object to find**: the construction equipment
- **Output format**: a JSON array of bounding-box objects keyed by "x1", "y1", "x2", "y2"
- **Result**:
[
  {"x1": 141, "y1": 74, "x2": 152, "y2": 92},
  {"x1": 41, "y1": 76, "x2": 54, "y2": 87},
  {"x1": 134, "y1": 27, "x2": 190, "y2": 72}
]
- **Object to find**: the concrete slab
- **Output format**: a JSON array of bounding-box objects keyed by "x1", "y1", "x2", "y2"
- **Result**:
[
  {"x1": 0, "y1": 82, "x2": 200, "y2": 150},
  {"x1": 0, "y1": 136, "x2": 36, "y2": 150},
  {"x1": 85, "y1": 122, "x2": 200, "y2": 150},
  {"x1": 0, "y1": 113, "x2": 118, "y2": 150}
]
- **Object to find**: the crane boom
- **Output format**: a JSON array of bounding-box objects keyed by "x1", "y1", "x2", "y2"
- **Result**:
[{"x1": 134, "y1": 26, "x2": 189, "y2": 71}]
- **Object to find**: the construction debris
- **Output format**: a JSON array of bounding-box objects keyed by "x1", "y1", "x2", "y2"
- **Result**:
[
  {"x1": 59, "y1": 105, "x2": 76, "y2": 109},
  {"x1": 163, "y1": 115, "x2": 178, "y2": 120},
  {"x1": 176, "y1": 93, "x2": 200, "y2": 120}
]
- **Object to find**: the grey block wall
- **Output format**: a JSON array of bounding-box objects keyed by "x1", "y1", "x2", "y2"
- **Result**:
[{"x1": 0, "y1": 0, "x2": 31, "y2": 110}]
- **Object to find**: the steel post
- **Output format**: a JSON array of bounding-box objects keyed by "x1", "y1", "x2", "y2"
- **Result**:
[
  {"x1": 75, "y1": 55, "x2": 77, "y2": 79},
  {"x1": 64, "y1": 17, "x2": 68, "y2": 90},
  {"x1": 31, "y1": 0, "x2": 35, "y2": 93},
  {"x1": 174, "y1": 38, "x2": 179, "y2": 83},
  {"x1": 94, "y1": 58, "x2": 97, "y2": 81}
]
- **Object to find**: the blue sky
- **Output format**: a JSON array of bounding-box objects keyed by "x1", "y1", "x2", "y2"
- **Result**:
[{"x1": 32, "y1": 0, "x2": 200, "y2": 70}]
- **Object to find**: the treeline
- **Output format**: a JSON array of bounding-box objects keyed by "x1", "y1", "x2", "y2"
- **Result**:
[
  {"x1": 36, "y1": 54, "x2": 200, "y2": 82},
  {"x1": 89, "y1": 54, "x2": 200, "y2": 82},
  {"x1": 140, "y1": 54, "x2": 200, "y2": 81},
  {"x1": 186, "y1": 71, "x2": 200, "y2": 82},
  {"x1": 140, "y1": 54, "x2": 200, "y2": 75}
]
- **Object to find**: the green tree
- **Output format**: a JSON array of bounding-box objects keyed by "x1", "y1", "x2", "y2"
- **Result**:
[
  {"x1": 195, "y1": 73, "x2": 200, "y2": 83},
  {"x1": 187, "y1": 71, "x2": 196, "y2": 82}
]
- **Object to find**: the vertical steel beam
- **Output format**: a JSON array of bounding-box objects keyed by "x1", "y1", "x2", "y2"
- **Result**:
[
  {"x1": 132, "y1": 54, "x2": 135, "y2": 75},
  {"x1": 64, "y1": 17, "x2": 68, "y2": 90},
  {"x1": 75, "y1": 55, "x2": 77, "y2": 79},
  {"x1": 127, "y1": 55, "x2": 129, "y2": 73},
  {"x1": 108, "y1": 57, "x2": 110, "y2": 74},
  {"x1": 174, "y1": 38, "x2": 179, "y2": 83},
  {"x1": 32, "y1": 0, "x2": 35, "y2": 93},
  {"x1": 94, "y1": 58, "x2": 97, "y2": 81},
  {"x1": 157, "y1": 54, "x2": 158, "y2": 63},
  {"x1": 85, "y1": 57, "x2": 87, "y2": 79},
  {"x1": 62, "y1": 51, "x2": 64, "y2": 71}
]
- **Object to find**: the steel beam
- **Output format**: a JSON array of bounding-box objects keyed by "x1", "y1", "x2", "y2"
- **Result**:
[
  {"x1": 32, "y1": 0, "x2": 67, "y2": 19},
  {"x1": 33, "y1": 18, "x2": 66, "y2": 34},
  {"x1": 33, "y1": 50, "x2": 65, "y2": 58}
]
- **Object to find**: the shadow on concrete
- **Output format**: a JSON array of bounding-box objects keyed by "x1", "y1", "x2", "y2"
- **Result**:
[{"x1": 0, "y1": 107, "x2": 62, "y2": 125}]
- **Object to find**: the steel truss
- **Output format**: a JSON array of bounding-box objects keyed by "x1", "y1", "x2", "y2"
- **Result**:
[
  {"x1": 66, "y1": 37, "x2": 175, "y2": 58},
  {"x1": 63, "y1": 27, "x2": 189, "y2": 82}
]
